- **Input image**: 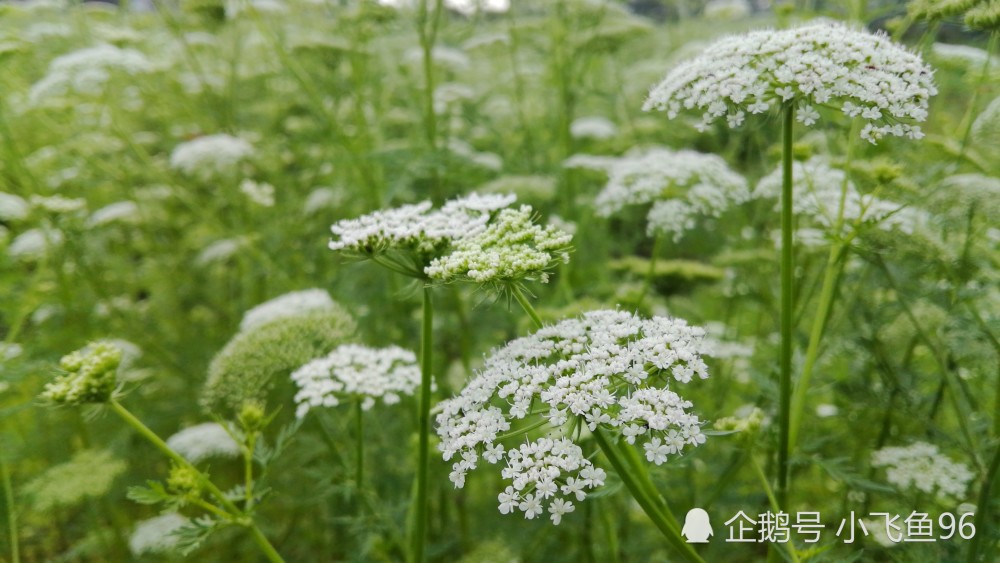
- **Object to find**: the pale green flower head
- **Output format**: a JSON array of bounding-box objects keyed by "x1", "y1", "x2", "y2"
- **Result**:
[
  {"x1": 39, "y1": 341, "x2": 123, "y2": 405},
  {"x1": 424, "y1": 205, "x2": 573, "y2": 287},
  {"x1": 201, "y1": 306, "x2": 356, "y2": 414},
  {"x1": 24, "y1": 449, "x2": 127, "y2": 512}
]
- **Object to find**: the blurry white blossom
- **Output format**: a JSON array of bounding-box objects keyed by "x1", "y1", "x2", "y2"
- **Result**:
[
  {"x1": 583, "y1": 147, "x2": 749, "y2": 241},
  {"x1": 291, "y1": 344, "x2": 421, "y2": 417},
  {"x1": 240, "y1": 289, "x2": 339, "y2": 333},
  {"x1": 437, "y1": 310, "x2": 710, "y2": 523},
  {"x1": 704, "y1": 0, "x2": 750, "y2": 20},
  {"x1": 570, "y1": 116, "x2": 618, "y2": 140},
  {"x1": 30, "y1": 195, "x2": 86, "y2": 214},
  {"x1": 8, "y1": 228, "x2": 62, "y2": 261},
  {"x1": 643, "y1": 21, "x2": 937, "y2": 143},
  {"x1": 166, "y1": 423, "x2": 241, "y2": 463},
  {"x1": 170, "y1": 134, "x2": 254, "y2": 179},
  {"x1": 872, "y1": 442, "x2": 974, "y2": 500},
  {"x1": 129, "y1": 513, "x2": 189, "y2": 556},
  {"x1": 755, "y1": 157, "x2": 928, "y2": 235},
  {"x1": 28, "y1": 44, "x2": 154, "y2": 106},
  {"x1": 0, "y1": 193, "x2": 29, "y2": 222},
  {"x1": 88, "y1": 201, "x2": 140, "y2": 227},
  {"x1": 196, "y1": 237, "x2": 247, "y2": 266},
  {"x1": 240, "y1": 179, "x2": 275, "y2": 207}
]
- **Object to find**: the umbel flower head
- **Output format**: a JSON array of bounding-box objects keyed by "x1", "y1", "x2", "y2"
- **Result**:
[
  {"x1": 871, "y1": 441, "x2": 974, "y2": 500},
  {"x1": 568, "y1": 146, "x2": 749, "y2": 241},
  {"x1": 643, "y1": 20, "x2": 937, "y2": 144},
  {"x1": 754, "y1": 156, "x2": 929, "y2": 236},
  {"x1": 39, "y1": 341, "x2": 123, "y2": 405},
  {"x1": 166, "y1": 423, "x2": 241, "y2": 464},
  {"x1": 425, "y1": 206, "x2": 572, "y2": 286},
  {"x1": 291, "y1": 344, "x2": 422, "y2": 418},
  {"x1": 330, "y1": 193, "x2": 572, "y2": 287},
  {"x1": 436, "y1": 310, "x2": 710, "y2": 525}
]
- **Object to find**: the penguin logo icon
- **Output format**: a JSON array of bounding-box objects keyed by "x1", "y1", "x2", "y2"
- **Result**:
[{"x1": 681, "y1": 508, "x2": 713, "y2": 543}]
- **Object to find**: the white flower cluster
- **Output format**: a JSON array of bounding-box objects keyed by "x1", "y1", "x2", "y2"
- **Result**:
[
  {"x1": 239, "y1": 289, "x2": 339, "y2": 333},
  {"x1": 755, "y1": 157, "x2": 928, "y2": 236},
  {"x1": 28, "y1": 44, "x2": 154, "y2": 106},
  {"x1": 291, "y1": 344, "x2": 421, "y2": 418},
  {"x1": 169, "y1": 134, "x2": 254, "y2": 179},
  {"x1": 0, "y1": 192, "x2": 29, "y2": 221},
  {"x1": 329, "y1": 193, "x2": 515, "y2": 255},
  {"x1": 570, "y1": 116, "x2": 619, "y2": 140},
  {"x1": 437, "y1": 310, "x2": 710, "y2": 523},
  {"x1": 165, "y1": 423, "x2": 241, "y2": 463},
  {"x1": 425, "y1": 206, "x2": 572, "y2": 285},
  {"x1": 88, "y1": 201, "x2": 140, "y2": 227},
  {"x1": 8, "y1": 228, "x2": 63, "y2": 261},
  {"x1": 871, "y1": 441, "x2": 974, "y2": 500},
  {"x1": 585, "y1": 147, "x2": 749, "y2": 241},
  {"x1": 643, "y1": 21, "x2": 937, "y2": 143},
  {"x1": 494, "y1": 438, "x2": 602, "y2": 524}
]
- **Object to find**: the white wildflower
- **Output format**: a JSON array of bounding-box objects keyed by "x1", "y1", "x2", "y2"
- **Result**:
[
  {"x1": 872, "y1": 442, "x2": 974, "y2": 500},
  {"x1": 239, "y1": 289, "x2": 339, "y2": 333},
  {"x1": 28, "y1": 44, "x2": 153, "y2": 106},
  {"x1": 166, "y1": 423, "x2": 241, "y2": 463},
  {"x1": 424, "y1": 205, "x2": 572, "y2": 285},
  {"x1": 239, "y1": 179, "x2": 275, "y2": 207},
  {"x1": 704, "y1": 0, "x2": 751, "y2": 20},
  {"x1": 570, "y1": 116, "x2": 618, "y2": 140},
  {"x1": 196, "y1": 237, "x2": 246, "y2": 266},
  {"x1": 129, "y1": 513, "x2": 189, "y2": 556},
  {"x1": 587, "y1": 147, "x2": 749, "y2": 241},
  {"x1": 0, "y1": 193, "x2": 29, "y2": 222},
  {"x1": 169, "y1": 134, "x2": 254, "y2": 179},
  {"x1": 303, "y1": 187, "x2": 343, "y2": 215},
  {"x1": 291, "y1": 344, "x2": 421, "y2": 418},
  {"x1": 30, "y1": 195, "x2": 86, "y2": 214},
  {"x1": 931, "y1": 42, "x2": 997, "y2": 69},
  {"x1": 755, "y1": 157, "x2": 929, "y2": 235},
  {"x1": 328, "y1": 193, "x2": 515, "y2": 255},
  {"x1": 8, "y1": 228, "x2": 62, "y2": 261},
  {"x1": 437, "y1": 310, "x2": 710, "y2": 524},
  {"x1": 643, "y1": 21, "x2": 937, "y2": 143},
  {"x1": 87, "y1": 201, "x2": 140, "y2": 227}
]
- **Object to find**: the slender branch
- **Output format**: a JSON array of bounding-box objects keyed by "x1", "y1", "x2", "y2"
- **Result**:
[
  {"x1": 967, "y1": 439, "x2": 1000, "y2": 563},
  {"x1": 407, "y1": 287, "x2": 434, "y2": 563},
  {"x1": 776, "y1": 102, "x2": 795, "y2": 511},
  {"x1": 749, "y1": 456, "x2": 801, "y2": 563},
  {"x1": 355, "y1": 400, "x2": 364, "y2": 489},
  {"x1": 1, "y1": 459, "x2": 18, "y2": 563},
  {"x1": 511, "y1": 285, "x2": 544, "y2": 330}
]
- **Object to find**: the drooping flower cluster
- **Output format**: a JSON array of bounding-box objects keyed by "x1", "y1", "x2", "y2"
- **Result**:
[
  {"x1": 165, "y1": 423, "x2": 241, "y2": 464},
  {"x1": 754, "y1": 157, "x2": 929, "y2": 236},
  {"x1": 329, "y1": 193, "x2": 515, "y2": 256},
  {"x1": 436, "y1": 310, "x2": 710, "y2": 524},
  {"x1": 871, "y1": 442, "x2": 974, "y2": 500},
  {"x1": 573, "y1": 147, "x2": 749, "y2": 241},
  {"x1": 643, "y1": 21, "x2": 937, "y2": 143},
  {"x1": 169, "y1": 134, "x2": 254, "y2": 179},
  {"x1": 39, "y1": 341, "x2": 123, "y2": 405},
  {"x1": 290, "y1": 344, "x2": 421, "y2": 418},
  {"x1": 425, "y1": 206, "x2": 572, "y2": 285},
  {"x1": 28, "y1": 44, "x2": 154, "y2": 106}
]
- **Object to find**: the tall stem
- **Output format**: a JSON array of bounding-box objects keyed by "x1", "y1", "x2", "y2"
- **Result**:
[
  {"x1": 511, "y1": 285, "x2": 544, "y2": 330},
  {"x1": 355, "y1": 400, "x2": 364, "y2": 489},
  {"x1": 108, "y1": 401, "x2": 286, "y2": 563},
  {"x1": 592, "y1": 429, "x2": 705, "y2": 563},
  {"x1": 635, "y1": 234, "x2": 661, "y2": 310},
  {"x1": 776, "y1": 103, "x2": 795, "y2": 511},
  {"x1": 1, "y1": 459, "x2": 18, "y2": 563},
  {"x1": 408, "y1": 287, "x2": 434, "y2": 563},
  {"x1": 967, "y1": 439, "x2": 1000, "y2": 563}
]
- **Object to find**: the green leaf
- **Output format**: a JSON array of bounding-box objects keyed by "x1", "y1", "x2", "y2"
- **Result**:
[{"x1": 127, "y1": 480, "x2": 171, "y2": 505}]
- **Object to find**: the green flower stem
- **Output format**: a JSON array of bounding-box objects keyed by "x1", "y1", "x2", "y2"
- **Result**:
[
  {"x1": 749, "y1": 455, "x2": 801, "y2": 563},
  {"x1": 417, "y1": 0, "x2": 444, "y2": 152},
  {"x1": 407, "y1": 287, "x2": 434, "y2": 563},
  {"x1": 1, "y1": 459, "x2": 19, "y2": 563},
  {"x1": 511, "y1": 285, "x2": 544, "y2": 330},
  {"x1": 244, "y1": 431, "x2": 258, "y2": 511},
  {"x1": 788, "y1": 242, "x2": 847, "y2": 448},
  {"x1": 355, "y1": 400, "x2": 364, "y2": 489},
  {"x1": 592, "y1": 429, "x2": 705, "y2": 563},
  {"x1": 958, "y1": 32, "x2": 998, "y2": 158},
  {"x1": 967, "y1": 439, "x2": 1000, "y2": 563},
  {"x1": 635, "y1": 233, "x2": 661, "y2": 310},
  {"x1": 776, "y1": 102, "x2": 795, "y2": 512},
  {"x1": 107, "y1": 401, "x2": 286, "y2": 563}
]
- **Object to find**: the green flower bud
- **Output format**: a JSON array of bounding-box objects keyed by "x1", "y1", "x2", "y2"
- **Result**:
[
  {"x1": 40, "y1": 341, "x2": 123, "y2": 405},
  {"x1": 167, "y1": 465, "x2": 203, "y2": 496}
]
